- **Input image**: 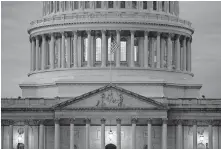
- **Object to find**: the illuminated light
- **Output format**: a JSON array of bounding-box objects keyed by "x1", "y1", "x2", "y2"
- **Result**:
[{"x1": 199, "y1": 135, "x2": 204, "y2": 142}]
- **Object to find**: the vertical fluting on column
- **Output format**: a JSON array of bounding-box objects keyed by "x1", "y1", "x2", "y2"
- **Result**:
[
  {"x1": 116, "y1": 30, "x2": 121, "y2": 67},
  {"x1": 35, "y1": 36, "x2": 40, "y2": 71},
  {"x1": 208, "y1": 121, "x2": 213, "y2": 149},
  {"x1": 61, "y1": 32, "x2": 66, "y2": 68},
  {"x1": 156, "y1": 32, "x2": 161, "y2": 68},
  {"x1": 66, "y1": 33, "x2": 71, "y2": 68},
  {"x1": 77, "y1": 33, "x2": 82, "y2": 67},
  {"x1": 87, "y1": 30, "x2": 92, "y2": 67},
  {"x1": 161, "y1": 119, "x2": 167, "y2": 149},
  {"x1": 186, "y1": 37, "x2": 192, "y2": 72},
  {"x1": 85, "y1": 118, "x2": 91, "y2": 149},
  {"x1": 182, "y1": 37, "x2": 187, "y2": 71},
  {"x1": 9, "y1": 121, "x2": 13, "y2": 149},
  {"x1": 73, "y1": 31, "x2": 78, "y2": 67},
  {"x1": 131, "y1": 118, "x2": 137, "y2": 149},
  {"x1": 101, "y1": 118, "x2": 106, "y2": 149},
  {"x1": 176, "y1": 120, "x2": 183, "y2": 149},
  {"x1": 167, "y1": 34, "x2": 173, "y2": 69},
  {"x1": 24, "y1": 120, "x2": 29, "y2": 149},
  {"x1": 32, "y1": 37, "x2": 36, "y2": 71},
  {"x1": 54, "y1": 119, "x2": 60, "y2": 149},
  {"x1": 41, "y1": 34, "x2": 46, "y2": 70},
  {"x1": 151, "y1": 37, "x2": 155, "y2": 68},
  {"x1": 147, "y1": 119, "x2": 152, "y2": 149},
  {"x1": 50, "y1": 33, "x2": 55, "y2": 69},
  {"x1": 70, "y1": 119, "x2": 75, "y2": 149},
  {"x1": 144, "y1": 31, "x2": 149, "y2": 68},
  {"x1": 193, "y1": 120, "x2": 197, "y2": 149},
  {"x1": 130, "y1": 30, "x2": 135, "y2": 67},
  {"x1": 175, "y1": 34, "x2": 181, "y2": 70},
  {"x1": 39, "y1": 120, "x2": 45, "y2": 149},
  {"x1": 160, "y1": 37, "x2": 165, "y2": 68},
  {"x1": 116, "y1": 118, "x2": 121, "y2": 149},
  {"x1": 101, "y1": 30, "x2": 107, "y2": 67}
]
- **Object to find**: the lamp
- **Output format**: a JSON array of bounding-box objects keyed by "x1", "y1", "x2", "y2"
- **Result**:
[{"x1": 108, "y1": 119, "x2": 113, "y2": 135}]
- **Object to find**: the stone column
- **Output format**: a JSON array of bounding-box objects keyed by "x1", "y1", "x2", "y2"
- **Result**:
[
  {"x1": 138, "y1": 37, "x2": 144, "y2": 67},
  {"x1": 208, "y1": 121, "x2": 213, "y2": 149},
  {"x1": 30, "y1": 38, "x2": 33, "y2": 71},
  {"x1": 175, "y1": 35, "x2": 181, "y2": 70},
  {"x1": 24, "y1": 120, "x2": 29, "y2": 149},
  {"x1": 151, "y1": 38, "x2": 155, "y2": 68},
  {"x1": 161, "y1": 119, "x2": 167, "y2": 149},
  {"x1": 156, "y1": 32, "x2": 161, "y2": 68},
  {"x1": 39, "y1": 120, "x2": 45, "y2": 149},
  {"x1": 116, "y1": 118, "x2": 121, "y2": 149},
  {"x1": 186, "y1": 37, "x2": 191, "y2": 72},
  {"x1": 160, "y1": 38, "x2": 165, "y2": 68},
  {"x1": 147, "y1": 119, "x2": 152, "y2": 149},
  {"x1": 132, "y1": 118, "x2": 137, "y2": 149},
  {"x1": 9, "y1": 121, "x2": 13, "y2": 149},
  {"x1": 176, "y1": 120, "x2": 183, "y2": 149},
  {"x1": 130, "y1": 31, "x2": 135, "y2": 67},
  {"x1": 41, "y1": 34, "x2": 46, "y2": 70},
  {"x1": 31, "y1": 37, "x2": 36, "y2": 71},
  {"x1": 85, "y1": 118, "x2": 91, "y2": 149},
  {"x1": 66, "y1": 34, "x2": 71, "y2": 68},
  {"x1": 61, "y1": 32, "x2": 66, "y2": 68},
  {"x1": 50, "y1": 33, "x2": 55, "y2": 69},
  {"x1": 167, "y1": 34, "x2": 173, "y2": 69},
  {"x1": 101, "y1": 118, "x2": 106, "y2": 149},
  {"x1": 87, "y1": 30, "x2": 92, "y2": 67},
  {"x1": 101, "y1": 30, "x2": 107, "y2": 67},
  {"x1": 193, "y1": 120, "x2": 197, "y2": 149},
  {"x1": 54, "y1": 119, "x2": 60, "y2": 149},
  {"x1": 144, "y1": 31, "x2": 149, "y2": 68},
  {"x1": 57, "y1": 37, "x2": 61, "y2": 68},
  {"x1": 70, "y1": 119, "x2": 75, "y2": 149},
  {"x1": 36, "y1": 36, "x2": 40, "y2": 71},
  {"x1": 116, "y1": 30, "x2": 121, "y2": 67},
  {"x1": 183, "y1": 37, "x2": 187, "y2": 71},
  {"x1": 73, "y1": 31, "x2": 78, "y2": 67}
]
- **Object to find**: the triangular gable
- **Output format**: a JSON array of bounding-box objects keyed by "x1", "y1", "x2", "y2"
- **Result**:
[{"x1": 52, "y1": 84, "x2": 167, "y2": 110}]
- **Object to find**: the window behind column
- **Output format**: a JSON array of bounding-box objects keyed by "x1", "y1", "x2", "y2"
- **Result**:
[
  {"x1": 162, "y1": 1, "x2": 165, "y2": 12},
  {"x1": 120, "y1": 38, "x2": 127, "y2": 62},
  {"x1": 57, "y1": 1, "x2": 60, "y2": 12},
  {"x1": 96, "y1": 38, "x2": 101, "y2": 62},
  {"x1": 153, "y1": 1, "x2": 157, "y2": 11},
  {"x1": 134, "y1": 38, "x2": 138, "y2": 62},
  {"x1": 74, "y1": 1, "x2": 79, "y2": 9},
  {"x1": 96, "y1": 1, "x2": 102, "y2": 8},
  {"x1": 85, "y1": 1, "x2": 90, "y2": 9},
  {"x1": 108, "y1": 1, "x2": 114, "y2": 8},
  {"x1": 169, "y1": 2, "x2": 171, "y2": 13},
  {"x1": 83, "y1": 38, "x2": 88, "y2": 62},
  {"x1": 132, "y1": 1, "x2": 137, "y2": 9},
  {"x1": 143, "y1": 1, "x2": 147, "y2": 10},
  {"x1": 120, "y1": 1, "x2": 125, "y2": 8}
]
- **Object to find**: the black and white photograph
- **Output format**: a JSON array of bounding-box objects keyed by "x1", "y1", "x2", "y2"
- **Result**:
[{"x1": 1, "y1": 1, "x2": 221, "y2": 149}]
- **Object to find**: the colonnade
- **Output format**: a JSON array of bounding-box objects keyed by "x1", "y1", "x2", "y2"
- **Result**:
[
  {"x1": 29, "y1": 30, "x2": 192, "y2": 73},
  {"x1": 3, "y1": 119, "x2": 216, "y2": 149}
]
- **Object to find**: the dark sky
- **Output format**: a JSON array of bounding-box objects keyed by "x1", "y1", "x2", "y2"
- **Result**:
[{"x1": 1, "y1": 2, "x2": 221, "y2": 98}]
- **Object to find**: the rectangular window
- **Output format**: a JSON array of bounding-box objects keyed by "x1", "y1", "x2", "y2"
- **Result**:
[
  {"x1": 132, "y1": 1, "x2": 137, "y2": 9},
  {"x1": 120, "y1": 41, "x2": 126, "y2": 61},
  {"x1": 120, "y1": 1, "x2": 125, "y2": 8},
  {"x1": 162, "y1": 1, "x2": 165, "y2": 12},
  {"x1": 83, "y1": 38, "x2": 88, "y2": 62},
  {"x1": 108, "y1": 1, "x2": 114, "y2": 8},
  {"x1": 153, "y1": 1, "x2": 157, "y2": 11},
  {"x1": 96, "y1": 1, "x2": 101, "y2": 8},
  {"x1": 143, "y1": 1, "x2": 147, "y2": 9},
  {"x1": 74, "y1": 1, "x2": 79, "y2": 9},
  {"x1": 85, "y1": 1, "x2": 90, "y2": 9}
]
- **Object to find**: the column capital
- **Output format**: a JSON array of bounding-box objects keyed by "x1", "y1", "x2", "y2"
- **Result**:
[
  {"x1": 85, "y1": 118, "x2": 91, "y2": 124},
  {"x1": 35, "y1": 35, "x2": 40, "y2": 40},
  {"x1": 54, "y1": 118, "x2": 60, "y2": 124},
  {"x1": 131, "y1": 118, "x2": 138, "y2": 124},
  {"x1": 168, "y1": 33, "x2": 174, "y2": 38},
  {"x1": 101, "y1": 118, "x2": 106, "y2": 124},
  {"x1": 162, "y1": 118, "x2": 168, "y2": 124},
  {"x1": 116, "y1": 118, "x2": 121, "y2": 124},
  {"x1": 101, "y1": 30, "x2": 106, "y2": 34},
  {"x1": 192, "y1": 120, "x2": 197, "y2": 125},
  {"x1": 156, "y1": 32, "x2": 161, "y2": 36},
  {"x1": 72, "y1": 30, "x2": 78, "y2": 36},
  {"x1": 173, "y1": 119, "x2": 183, "y2": 125},
  {"x1": 69, "y1": 118, "x2": 75, "y2": 124},
  {"x1": 86, "y1": 30, "x2": 91, "y2": 35},
  {"x1": 116, "y1": 30, "x2": 121, "y2": 34},
  {"x1": 1, "y1": 120, "x2": 14, "y2": 126},
  {"x1": 144, "y1": 30, "x2": 149, "y2": 36},
  {"x1": 175, "y1": 34, "x2": 181, "y2": 40},
  {"x1": 130, "y1": 30, "x2": 135, "y2": 35},
  {"x1": 24, "y1": 119, "x2": 30, "y2": 125},
  {"x1": 41, "y1": 34, "x2": 46, "y2": 39},
  {"x1": 60, "y1": 31, "x2": 65, "y2": 36},
  {"x1": 147, "y1": 118, "x2": 152, "y2": 124}
]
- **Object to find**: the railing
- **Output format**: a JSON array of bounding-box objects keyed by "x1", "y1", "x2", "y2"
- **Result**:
[{"x1": 28, "y1": 12, "x2": 193, "y2": 32}]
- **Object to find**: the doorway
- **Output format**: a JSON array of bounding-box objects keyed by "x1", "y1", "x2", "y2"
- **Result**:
[{"x1": 105, "y1": 144, "x2": 116, "y2": 149}]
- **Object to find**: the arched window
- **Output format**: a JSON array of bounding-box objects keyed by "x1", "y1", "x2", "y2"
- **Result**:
[
  {"x1": 120, "y1": 40, "x2": 127, "y2": 61},
  {"x1": 132, "y1": 1, "x2": 137, "y2": 9},
  {"x1": 74, "y1": 1, "x2": 79, "y2": 9},
  {"x1": 85, "y1": 1, "x2": 90, "y2": 9},
  {"x1": 96, "y1": 38, "x2": 101, "y2": 61},
  {"x1": 162, "y1": 1, "x2": 165, "y2": 12},
  {"x1": 108, "y1": 1, "x2": 114, "y2": 8},
  {"x1": 120, "y1": 1, "x2": 125, "y2": 8},
  {"x1": 153, "y1": 1, "x2": 157, "y2": 11},
  {"x1": 96, "y1": 1, "x2": 102, "y2": 8},
  {"x1": 143, "y1": 1, "x2": 147, "y2": 10},
  {"x1": 83, "y1": 38, "x2": 88, "y2": 62}
]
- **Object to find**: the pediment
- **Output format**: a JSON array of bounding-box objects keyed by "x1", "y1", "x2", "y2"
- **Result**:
[{"x1": 53, "y1": 85, "x2": 167, "y2": 110}]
